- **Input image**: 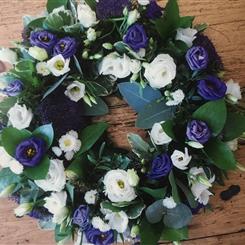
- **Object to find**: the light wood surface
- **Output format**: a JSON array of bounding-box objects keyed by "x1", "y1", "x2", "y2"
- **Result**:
[{"x1": 0, "y1": 0, "x2": 245, "y2": 244}]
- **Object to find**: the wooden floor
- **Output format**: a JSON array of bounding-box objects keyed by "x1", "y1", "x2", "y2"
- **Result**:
[{"x1": 0, "y1": 0, "x2": 245, "y2": 244}]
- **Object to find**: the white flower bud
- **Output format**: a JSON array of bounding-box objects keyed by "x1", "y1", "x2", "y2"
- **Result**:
[
  {"x1": 127, "y1": 9, "x2": 140, "y2": 26},
  {"x1": 0, "y1": 184, "x2": 16, "y2": 198},
  {"x1": 127, "y1": 169, "x2": 139, "y2": 187},
  {"x1": 0, "y1": 48, "x2": 17, "y2": 64},
  {"x1": 14, "y1": 203, "x2": 34, "y2": 217},
  {"x1": 130, "y1": 225, "x2": 140, "y2": 238},
  {"x1": 102, "y1": 43, "x2": 113, "y2": 50},
  {"x1": 87, "y1": 28, "x2": 97, "y2": 41},
  {"x1": 28, "y1": 46, "x2": 48, "y2": 61}
]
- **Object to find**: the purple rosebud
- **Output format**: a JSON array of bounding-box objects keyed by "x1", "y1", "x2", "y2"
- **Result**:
[
  {"x1": 186, "y1": 120, "x2": 211, "y2": 144},
  {"x1": 148, "y1": 154, "x2": 173, "y2": 180},
  {"x1": 186, "y1": 46, "x2": 209, "y2": 71},
  {"x1": 123, "y1": 24, "x2": 148, "y2": 52},
  {"x1": 53, "y1": 37, "x2": 77, "y2": 59},
  {"x1": 15, "y1": 137, "x2": 46, "y2": 167},
  {"x1": 146, "y1": 1, "x2": 163, "y2": 19},
  {"x1": 30, "y1": 31, "x2": 57, "y2": 52},
  {"x1": 1, "y1": 80, "x2": 23, "y2": 97},
  {"x1": 197, "y1": 75, "x2": 227, "y2": 101},
  {"x1": 85, "y1": 225, "x2": 114, "y2": 245},
  {"x1": 73, "y1": 205, "x2": 90, "y2": 231}
]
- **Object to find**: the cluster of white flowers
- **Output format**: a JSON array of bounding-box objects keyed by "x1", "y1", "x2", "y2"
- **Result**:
[
  {"x1": 166, "y1": 89, "x2": 185, "y2": 106},
  {"x1": 162, "y1": 196, "x2": 177, "y2": 209},
  {"x1": 84, "y1": 189, "x2": 98, "y2": 204}
]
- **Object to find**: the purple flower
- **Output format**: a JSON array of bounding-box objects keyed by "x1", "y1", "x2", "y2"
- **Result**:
[
  {"x1": 85, "y1": 226, "x2": 114, "y2": 245},
  {"x1": 30, "y1": 31, "x2": 57, "y2": 52},
  {"x1": 15, "y1": 137, "x2": 46, "y2": 167},
  {"x1": 186, "y1": 120, "x2": 211, "y2": 144},
  {"x1": 123, "y1": 24, "x2": 148, "y2": 52},
  {"x1": 28, "y1": 207, "x2": 52, "y2": 221},
  {"x1": 53, "y1": 37, "x2": 77, "y2": 59},
  {"x1": 1, "y1": 80, "x2": 23, "y2": 96},
  {"x1": 73, "y1": 205, "x2": 90, "y2": 231},
  {"x1": 146, "y1": 1, "x2": 163, "y2": 19},
  {"x1": 148, "y1": 154, "x2": 173, "y2": 180},
  {"x1": 186, "y1": 46, "x2": 209, "y2": 71},
  {"x1": 197, "y1": 75, "x2": 227, "y2": 101}
]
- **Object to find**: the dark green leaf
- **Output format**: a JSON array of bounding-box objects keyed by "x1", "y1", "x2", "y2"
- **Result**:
[
  {"x1": 145, "y1": 199, "x2": 165, "y2": 224},
  {"x1": 127, "y1": 201, "x2": 145, "y2": 219},
  {"x1": 33, "y1": 124, "x2": 54, "y2": 148},
  {"x1": 47, "y1": 0, "x2": 68, "y2": 13},
  {"x1": 27, "y1": 17, "x2": 46, "y2": 29},
  {"x1": 66, "y1": 154, "x2": 88, "y2": 179},
  {"x1": 161, "y1": 120, "x2": 175, "y2": 140},
  {"x1": 140, "y1": 187, "x2": 167, "y2": 200},
  {"x1": 168, "y1": 171, "x2": 180, "y2": 203},
  {"x1": 66, "y1": 183, "x2": 75, "y2": 203},
  {"x1": 85, "y1": 0, "x2": 96, "y2": 10},
  {"x1": 0, "y1": 97, "x2": 17, "y2": 114},
  {"x1": 55, "y1": 224, "x2": 72, "y2": 243},
  {"x1": 100, "y1": 201, "x2": 121, "y2": 212},
  {"x1": 82, "y1": 97, "x2": 109, "y2": 116},
  {"x1": 192, "y1": 99, "x2": 227, "y2": 135},
  {"x1": 161, "y1": 227, "x2": 188, "y2": 241},
  {"x1": 179, "y1": 16, "x2": 195, "y2": 28},
  {"x1": 205, "y1": 138, "x2": 236, "y2": 170}
]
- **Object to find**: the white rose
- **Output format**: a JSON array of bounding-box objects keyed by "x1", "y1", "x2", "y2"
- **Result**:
[
  {"x1": 77, "y1": 2, "x2": 97, "y2": 28},
  {"x1": 47, "y1": 54, "x2": 70, "y2": 77},
  {"x1": 0, "y1": 147, "x2": 23, "y2": 174},
  {"x1": 44, "y1": 191, "x2": 68, "y2": 224},
  {"x1": 150, "y1": 122, "x2": 172, "y2": 145},
  {"x1": 0, "y1": 48, "x2": 17, "y2": 64},
  {"x1": 144, "y1": 54, "x2": 176, "y2": 89},
  {"x1": 36, "y1": 62, "x2": 50, "y2": 76},
  {"x1": 105, "y1": 211, "x2": 129, "y2": 233},
  {"x1": 166, "y1": 89, "x2": 185, "y2": 106},
  {"x1": 84, "y1": 190, "x2": 97, "y2": 204},
  {"x1": 87, "y1": 28, "x2": 97, "y2": 41},
  {"x1": 175, "y1": 28, "x2": 197, "y2": 48},
  {"x1": 103, "y1": 169, "x2": 137, "y2": 203},
  {"x1": 8, "y1": 103, "x2": 33, "y2": 130},
  {"x1": 14, "y1": 203, "x2": 33, "y2": 217},
  {"x1": 91, "y1": 217, "x2": 110, "y2": 232},
  {"x1": 28, "y1": 46, "x2": 48, "y2": 61},
  {"x1": 162, "y1": 196, "x2": 177, "y2": 209},
  {"x1": 226, "y1": 79, "x2": 242, "y2": 103},
  {"x1": 35, "y1": 159, "x2": 66, "y2": 192},
  {"x1": 226, "y1": 139, "x2": 238, "y2": 151},
  {"x1": 171, "y1": 148, "x2": 192, "y2": 170},
  {"x1": 127, "y1": 9, "x2": 140, "y2": 26},
  {"x1": 64, "y1": 81, "x2": 85, "y2": 102},
  {"x1": 127, "y1": 169, "x2": 139, "y2": 187},
  {"x1": 138, "y1": 0, "x2": 150, "y2": 5}
]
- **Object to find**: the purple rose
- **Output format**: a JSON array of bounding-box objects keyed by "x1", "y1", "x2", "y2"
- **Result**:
[
  {"x1": 53, "y1": 37, "x2": 77, "y2": 59},
  {"x1": 146, "y1": 1, "x2": 163, "y2": 19},
  {"x1": 1, "y1": 80, "x2": 23, "y2": 96},
  {"x1": 148, "y1": 154, "x2": 173, "y2": 180},
  {"x1": 186, "y1": 46, "x2": 209, "y2": 71},
  {"x1": 186, "y1": 120, "x2": 211, "y2": 144},
  {"x1": 72, "y1": 205, "x2": 90, "y2": 231},
  {"x1": 30, "y1": 31, "x2": 57, "y2": 52},
  {"x1": 123, "y1": 24, "x2": 148, "y2": 52},
  {"x1": 85, "y1": 226, "x2": 114, "y2": 245},
  {"x1": 15, "y1": 137, "x2": 46, "y2": 167},
  {"x1": 197, "y1": 75, "x2": 227, "y2": 101}
]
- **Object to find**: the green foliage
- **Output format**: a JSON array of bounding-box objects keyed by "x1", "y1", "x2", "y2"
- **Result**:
[
  {"x1": 161, "y1": 120, "x2": 175, "y2": 140},
  {"x1": 205, "y1": 138, "x2": 236, "y2": 170},
  {"x1": 161, "y1": 227, "x2": 188, "y2": 241},
  {"x1": 55, "y1": 224, "x2": 72, "y2": 243},
  {"x1": 192, "y1": 99, "x2": 227, "y2": 135},
  {"x1": 33, "y1": 124, "x2": 54, "y2": 148},
  {"x1": 0, "y1": 97, "x2": 17, "y2": 114},
  {"x1": 127, "y1": 201, "x2": 145, "y2": 219},
  {"x1": 0, "y1": 168, "x2": 21, "y2": 192},
  {"x1": 169, "y1": 171, "x2": 180, "y2": 203},
  {"x1": 179, "y1": 16, "x2": 195, "y2": 28},
  {"x1": 82, "y1": 97, "x2": 109, "y2": 116},
  {"x1": 66, "y1": 154, "x2": 88, "y2": 179},
  {"x1": 66, "y1": 183, "x2": 75, "y2": 203},
  {"x1": 140, "y1": 187, "x2": 167, "y2": 200},
  {"x1": 85, "y1": 0, "x2": 96, "y2": 10},
  {"x1": 145, "y1": 199, "x2": 165, "y2": 224},
  {"x1": 27, "y1": 17, "x2": 46, "y2": 29},
  {"x1": 47, "y1": 0, "x2": 68, "y2": 13}
]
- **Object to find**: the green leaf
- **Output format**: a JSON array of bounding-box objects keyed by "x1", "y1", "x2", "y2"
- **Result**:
[
  {"x1": 127, "y1": 133, "x2": 151, "y2": 159},
  {"x1": 223, "y1": 112, "x2": 245, "y2": 141},
  {"x1": 2, "y1": 127, "x2": 32, "y2": 157},
  {"x1": 82, "y1": 97, "x2": 109, "y2": 116},
  {"x1": 161, "y1": 227, "x2": 188, "y2": 241},
  {"x1": 136, "y1": 100, "x2": 176, "y2": 129},
  {"x1": 100, "y1": 201, "x2": 121, "y2": 212},
  {"x1": 163, "y1": 203, "x2": 192, "y2": 229},
  {"x1": 140, "y1": 187, "x2": 167, "y2": 200},
  {"x1": 179, "y1": 16, "x2": 195, "y2": 28},
  {"x1": 0, "y1": 97, "x2": 17, "y2": 114},
  {"x1": 205, "y1": 138, "x2": 236, "y2": 170},
  {"x1": 66, "y1": 154, "x2": 88, "y2": 179},
  {"x1": 0, "y1": 168, "x2": 21, "y2": 192},
  {"x1": 168, "y1": 171, "x2": 180, "y2": 203},
  {"x1": 77, "y1": 122, "x2": 108, "y2": 155},
  {"x1": 145, "y1": 199, "x2": 165, "y2": 224},
  {"x1": 85, "y1": 0, "x2": 96, "y2": 10},
  {"x1": 23, "y1": 156, "x2": 50, "y2": 180},
  {"x1": 155, "y1": 0, "x2": 180, "y2": 40},
  {"x1": 33, "y1": 124, "x2": 54, "y2": 148},
  {"x1": 27, "y1": 17, "x2": 46, "y2": 29},
  {"x1": 127, "y1": 201, "x2": 145, "y2": 219},
  {"x1": 66, "y1": 183, "x2": 74, "y2": 203},
  {"x1": 161, "y1": 120, "x2": 175, "y2": 140},
  {"x1": 192, "y1": 99, "x2": 227, "y2": 135},
  {"x1": 47, "y1": 0, "x2": 68, "y2": 13},
  {"x1": 194, "y1": 23, "x2": 208, "y2": 32},
  {"x1": 55, "y1": 224, "x2": 72, "y2": 243}
]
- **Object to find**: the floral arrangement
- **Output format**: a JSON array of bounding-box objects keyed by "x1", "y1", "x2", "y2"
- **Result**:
[{"x1": 0, "y1": 0, "x2": 244, "y2": 244}]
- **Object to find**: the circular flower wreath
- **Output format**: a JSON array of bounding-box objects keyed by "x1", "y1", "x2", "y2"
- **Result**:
[{"x1": 0, "y1": 0, "x2": 244, "y2": 244}]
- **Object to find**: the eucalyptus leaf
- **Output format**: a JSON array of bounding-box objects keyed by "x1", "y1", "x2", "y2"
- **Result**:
[
  {"x1": 33, "y1": 124, "x2": 54, "y2": 148},
  {"x1": 0, "y1": 168, "x2": 21, "y2": 192},
  {"x1": 145, "y1": 199, "x2": 165, "y2": 224}
]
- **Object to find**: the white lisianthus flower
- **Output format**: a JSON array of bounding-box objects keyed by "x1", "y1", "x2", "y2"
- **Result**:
[
  {"x1": 0, "y1": 147, "x2": 23, "y2": 174},
  {"x1": 127, "y1": 9, "x2": 140, "y2": 26},
  {"x1": 0, "y1": 48, "x2": 17, "y2": 64},
  {"x1": 84, "y1": 190, "x2": 98, "y2": 204},
  {"x1": 35, "y1": 159, "x2": 66, "y2": 192},
  {"x1": 226, "y1": 139, "x2": 238, "y2": 151},
  {"x1": 166, "y1": 89, "x2": 185, "y2": 106},
  {"x1": 64, "y1": 81, "x2": 85, "y2": 102},
  {"x1": 127, "y1": 169, "x2": 139, "y2": 187},
  {"x1": 59, "y1": 130, "x2": 82, "y2": 161},
  {"x1": 103, "y1": 169, "x2": 137, "y2": 203},
  {"x1": 105, "y1": 211, "x2": 129, "y2": 233},
  {"x1": 91, "y1": 217, "x2": 110, "y2": 232},
  {"x1": 7, "y1": 103, "x2": 33, "y2": 130},
  {"x1": 87, "y1": 28, "x2": 97, "y2": 41},
  {"x1": 144, "y1": 54, "x2": 176, "y2": 89},
  {"x1": 47, "y1": 54, "x2": 70, "y2": 77},
  {"x1": 36, "y1": 62, "x2": 50, "y2": 76},
  {"x1": 150, "y1": 122, "x2": 172, "y2": 145},
  {"x1": 162, "y1": 196, "x2": 177, "y2": 209},
  {"x1": 189, "y1": 167, "x2": 215, "y2": 205},
  {"x1": 171, "y1": 148, "x2": 192, "y2": 170},
  {"x1": 138, "y1": 0, "x2": 150, "y2": 5},
  {"x1": 44, "y1": 191, "x2": 69, "y2": 224},
  {"x1": 175, "y1": 28, "x2": 198, "y2": 48},
  {"x1": 130, "y1": 59, "x2": 141, "y2": 74},
  {"x1": 28, "y1": 46, "x2": 48, "y2": 61},
  {"x1": 77, "y1": 1, "x2": 97, "y2": 28},
  {"x1": 14, "y1": 203, "x2": 33, "y2": 217},
  {"x1": 226, "y1": 79, "x2": 242, "y2": 103},
  {"x1": 0, "y1": 183, "x2": 16, "y2": 198}
]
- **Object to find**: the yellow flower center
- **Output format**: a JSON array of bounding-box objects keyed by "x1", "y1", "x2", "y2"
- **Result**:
[
  {"x1": 26, "y1": 148, "x2": 36, "y2": 158},
  {"x1": 117, "y1": 180, "x2": 125, "y2": 189},
  {"x1": 64, "y1": 139, "x2": 72, "y2": 147},
  {"x1": 54, "y1": 60, "x2": 65, "y2": 70}
]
